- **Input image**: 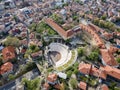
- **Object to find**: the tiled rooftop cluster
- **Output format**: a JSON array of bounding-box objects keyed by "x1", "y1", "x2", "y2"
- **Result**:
[
  {"x1": 0, "y1": 46, "x2": 15, "y2": 76},
  {"x1": 45, "y1": 18, "x2": 80, "y2": 40},
  {"x1": 79, "y1": 23, "x2": 119, "y2": 67},
  {"x1": 79, "y1": 62, "x2": 120, "y2": 80}
]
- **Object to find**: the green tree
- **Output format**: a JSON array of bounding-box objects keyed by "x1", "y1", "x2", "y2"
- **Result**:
[
  {"x1": 110, "y1": 82, "x2": 117, "y2": 90},
  {"x1": 50, "y1": 13, "x2": 64, "y2": 25},
  {"x1": 77, "y1": 48, "x2": 84, "y2": 57},
  {"x1": 116, "y1": 58, "x2": 120, "y2": 63},
  {"x1": 87, "y1": 51, "x2": 99, "y2": 61},
  {"x1": 66, "y1": 71, "x2": 72, "y2": 78},
  {"x1": 0, "y1": 58, "x2": 3, "y2": 66},
  {"x1": 22, "y1": 77, "x2": 40, "y2": 90},
  {"x1": 4, "y1": 37, "x2": 21, "y2": 47},
  {"x1": 75, "y1": 0, "x2": 80, "y2": 3},
  {"x1": 29, "y1": 44, "x2": 36, "y2": 51},
  {"x1": 101, "y1": 14, "x2": 107, "y2": 20},
  {"x1": 93, "y1": 19, "x2": 99, "y2": 26},
  {"x1": 69, "y1": 78, "x2": 78, "y2": 89},
  {"x1": 13, "y1": 15, "x2": 19, "y2": 22},
  {"x1": 88, "y1": 79, "x2": 98, "y2": 87},
  {"x1": 8, "y1": 74, "x2": 15, "y2": 80},
  {"x1": 29, "y1": 23, "x2": 37, "y2": 32},
  {"x1": 73, "y1": 68, "x2": 79, "y2": 75},
  {"x1": 36, "y1": 21, "x2": 56, "y2": 35},
  {"x1": 73, "y1": 15, "x2": 78, "y2": 21},
  {"x1": 29, "y1": 44, "x2": 40, "y2": 53}
]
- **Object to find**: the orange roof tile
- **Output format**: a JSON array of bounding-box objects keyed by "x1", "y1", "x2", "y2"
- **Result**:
[
  {"x1": 79, "y1": 63, "x2": 91, "y2": 75},
  {"x1": 90, "y1": 66, "x2": 107, "y2": 80},
  {"x1": 2, "y1": 46, "x2": 15, "y2": 62},
  {"x1": 79, "y1": 63, "x2": 107, "y2": 79},
  {"x1": 80, "y1": 24, "x2": 105, "y2": 48},
  {"x1": 44, "y1": 18, "x2": 74, "y2": 40},
  {"x1": 88, "y1": 24, "x2": 100, "y2": 33},
  {"x1": 102, "y1": 65, "x2": 120, "y2": 80},
  {"x1": 109, "y1": 46, "x2": 119, "y2": 54},
  {"x1": 100, "y1": 49, "x2": 118, "y2": 66},
  {"x1": 47, "y1": 74, "x2": 57, "y2": 82},
  {"x1": 103, "y1": 32, "x2": 113, "y2": 40},
  {"x1": 0, "y1": 62, "x2": 13, "y2": 75},
  {"x1": 101, "y1": 84, "x2": 109, "y2": 90},
  {"x1": 79, "y1": 63, "x2": 120, "y2": 80},
  {"x1": 78, "y1": 81, "x2": 87, "y2": 90}
]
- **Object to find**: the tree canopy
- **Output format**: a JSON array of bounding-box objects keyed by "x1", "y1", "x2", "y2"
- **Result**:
[
  {"x1": 69, "y1": 78, "x2": 78, "y2": 89},
  {"x1": 4, "y1": 36, "x2": 21, "y2": 47},
  {"x1": 116, "y1": 57, "x2": 120, "y2": 63},
  {"x1": 22, "y1": 78, "x2": 40, "y2": 90},
  {"x1": 50, "y1": 13, "x2": 64, "y2": 25},
  {"x1": 77, "y1": 48, "x2": 84, "y2": 57},
  {"x1": 87, "y1": 51, "x2": 99, "y2": 61},
  {"x1": 36, "y1": 21, "x2": 56, "y2": 36}
]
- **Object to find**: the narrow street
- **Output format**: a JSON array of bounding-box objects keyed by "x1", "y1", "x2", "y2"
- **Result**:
[{"x1": 0, "y1": 68, "x2": 40, "y2": 90}]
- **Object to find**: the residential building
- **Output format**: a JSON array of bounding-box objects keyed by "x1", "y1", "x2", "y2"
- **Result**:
[
  {"x1": 0, "y1": 62, "x2": 13, "y2": 77},
  {"x1": 100, "y1": 65, "x2": 120, "y2": 80},
  {"x1": 47, "y1": 73, "x2": 58, "y2": 85},
  {"x1": 31, "y1": 51, "x2": 42, "y2": 59},
  {"x1": 78, "y1": 62, "x2": 91, "y2": 75},
  {"x1": 43, "y1": 73, "x2": 61, "y2": 90},
  {"x1": 100, "y1": 49, "x2": 118, "y2": 67},
  {"x1": 78, "y1": 81, "x2": 87, "y2": 90},
  {"x1": 79, "y1": 62, "x2": 120, "y2": 80},
  {"x1": 79, "y1": 62, "x2": 107, "y2": 80},
  {"x1": 2, "y1": 46, "x2": 16, "y2": 63},
  {"x1": 4, "y1": 0, "x2": 16, "y2": 9}
]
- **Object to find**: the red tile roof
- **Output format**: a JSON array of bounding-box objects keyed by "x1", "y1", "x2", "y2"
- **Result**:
[
  {"x1": 100, "y1": 49, "x2": 118, "y2": 66},
  {"x1": 103, "y1": 32, "x2": 113, "y2": 40},
  {"x1": 108, "y1": 46, "x2": 119, "y2": 54},
  {"x1": 79, "y1": 62, "x2": 120, "y2": 80},
  {"x1": 101, "y1": 84, "x2": 109, "y2": 90},
  {"x1": 88, "y1": 24, "x2": 100, "y2": 33},
  {"x1": 44, "y1": 18, "x2": 74, "y2": 40},
  {"x1": 80, "y1": 24, "x2": 105, "y2": 48},
  {"x1": 101, "y1": 65, "x2": 120, "y2": 80},
  {"x1": 0, "y1": 62, "x2": 13, "y2": 75},
  {"x1": 78, "y1": 81, "x2": 87, "y2": 90},
  {"x1": 2, "y1": 46, "x2": 16, "y2": 62},
  {"x1": 79, "y1": 63, "x2": 91, "y2": 75},
  {"x1": 47, "y1": 74, "x2": 57, "y2": 82},
  {"x1": 79, "y1": 63, "x2": 107, "y2": 79},
  {"x1": 90, "y1": 66, "x2": 107, "y2": 80}
]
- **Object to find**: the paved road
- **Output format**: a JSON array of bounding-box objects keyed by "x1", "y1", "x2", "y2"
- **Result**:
[{"x1": 0, "y1": 68, "x2": 40, "y2": 90}]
